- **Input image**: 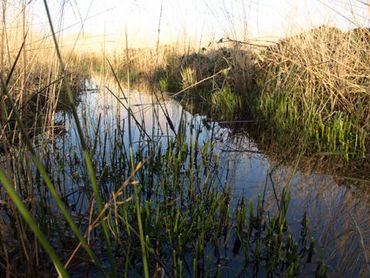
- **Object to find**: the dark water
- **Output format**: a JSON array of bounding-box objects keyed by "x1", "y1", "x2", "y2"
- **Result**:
[{"x1": 53, "y1": 78, "x2": 369, "y2": 277}]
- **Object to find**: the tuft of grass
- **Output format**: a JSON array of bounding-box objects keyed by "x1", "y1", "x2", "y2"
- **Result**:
[
  {"x1": 211, "y1": 85, "x2": 241, "y2": 118},
  {"x1": 254, "y1": 26, "x2": 369, "y2": 159}
]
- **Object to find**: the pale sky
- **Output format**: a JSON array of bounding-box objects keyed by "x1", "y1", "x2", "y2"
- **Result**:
[{"x1": 20, "y1": 0, "x2": 370, "y2": 49}]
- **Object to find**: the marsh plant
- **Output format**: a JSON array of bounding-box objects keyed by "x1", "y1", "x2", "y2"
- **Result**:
[
  {"x1": 117, "y1": 27, "x2": 370, "y2": 161},
  {"x1": 254, "y1": 26, "x2": 369, "y2": 160},
  {"x1": 211, "y1": 85, "x2": 241, "y2": 118}
]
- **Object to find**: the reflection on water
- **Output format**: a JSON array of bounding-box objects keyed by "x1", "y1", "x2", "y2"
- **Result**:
[{"x1": 54, "y1": 78, "x2": 369, "y2": 277}]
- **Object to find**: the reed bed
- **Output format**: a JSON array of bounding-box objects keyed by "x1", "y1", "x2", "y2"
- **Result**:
[
  {"x1": 0, "y1": 2, "x2": 91, "y2": 148},
  {"x1": 108, "y1": 26, "x2": 369, "y2": 160},
  {"x1": 255, "y1": 26, "x2": 370, "y2": 160}
]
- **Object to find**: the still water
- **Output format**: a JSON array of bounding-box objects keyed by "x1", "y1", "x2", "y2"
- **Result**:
[{"x1": 54, "y1": 78, "x2": 369, "y2": 277}]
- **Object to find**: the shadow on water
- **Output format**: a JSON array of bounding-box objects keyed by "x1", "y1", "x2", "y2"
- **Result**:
[{"x1": 1, "y1": 76, "x2": 368, "y2": 276}]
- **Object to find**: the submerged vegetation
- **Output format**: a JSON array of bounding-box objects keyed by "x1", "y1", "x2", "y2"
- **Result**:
[{"x1": 0, "y1": 0, "x2": 369, "y2": 277}]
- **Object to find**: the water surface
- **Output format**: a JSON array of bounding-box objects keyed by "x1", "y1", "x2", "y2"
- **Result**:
[{"x1": 54, "y1": 78, "x2": 369, "y2": 277}]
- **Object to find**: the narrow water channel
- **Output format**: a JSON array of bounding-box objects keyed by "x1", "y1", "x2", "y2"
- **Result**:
[{"x1": 52, "y1": 78, "x2": 369, "y2": 277}]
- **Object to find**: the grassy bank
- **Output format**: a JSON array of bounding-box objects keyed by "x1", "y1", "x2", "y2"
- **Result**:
[
  {"x1": 112, "y1": 27, "x2": 369, "y2": 161},
  {"x1": 254, "y1": 26, "x2": 369, "y2": 160}
]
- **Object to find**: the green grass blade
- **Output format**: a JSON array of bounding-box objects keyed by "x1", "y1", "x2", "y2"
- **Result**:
[
  {"x1": 43, "y1": 0, "x2": 114, "y2": 274},
  {"x1": 134, "y1": 185, "x2": 150, "y2": 278},
  {"x1": 0, "y1": 75, "x2": 107, "y2": 276},
  {"x1": 0, "y1": 170, "x2": 69, "y2": 278},
  {"x1": 84, "y1": 150, "x2": 116, "y2": 276},
  {"x1": 33, "y1": 155, "x2": 108, "y2": 276}
]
